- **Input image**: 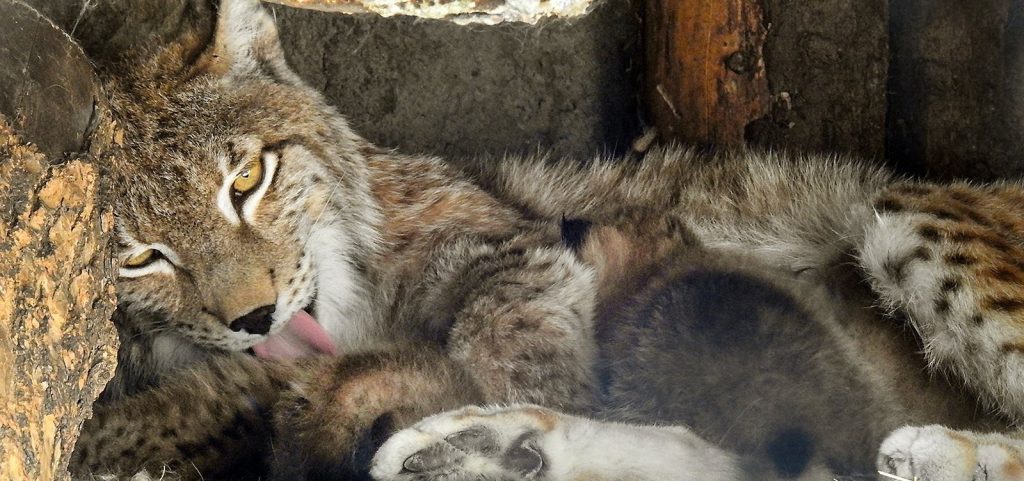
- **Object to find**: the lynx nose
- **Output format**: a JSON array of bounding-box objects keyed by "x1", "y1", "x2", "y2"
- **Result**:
[{"x1": 229, "y1": 305, "x2": 276, "y2": 335}]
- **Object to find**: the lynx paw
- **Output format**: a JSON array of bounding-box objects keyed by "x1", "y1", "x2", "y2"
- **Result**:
[
  {"x1": 370, "y1": 405, "x2": 563, "y2": 481},
  {"x1": 878, "y1": 426, "x2": 1024, "y2": 481}
]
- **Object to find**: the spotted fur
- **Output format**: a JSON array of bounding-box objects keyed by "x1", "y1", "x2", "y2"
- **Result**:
[
  {"x1": 864, "y1": 181, "x2": 1024, "y2": 421},
  {"x1": 75, "y1": 1, "x2": 1024, "y2": 481}
]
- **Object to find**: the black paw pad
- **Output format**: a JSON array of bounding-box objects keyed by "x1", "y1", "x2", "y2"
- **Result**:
[
  {"x1": 403, "y1": 443, "x2": 460, "y2": 473},
  {"x1": 501, "y1": 435, "x2": 544, "y2": 477},
  {"x1": 446, "y1": 427, "x2": 499, "y2": 455}
]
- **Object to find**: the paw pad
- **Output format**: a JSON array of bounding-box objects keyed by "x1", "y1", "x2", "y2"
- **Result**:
[{"x1": 371, "y1": 405, "x2": 560, "y2": 481}]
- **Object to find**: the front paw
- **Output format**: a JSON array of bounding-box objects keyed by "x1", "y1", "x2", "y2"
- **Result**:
[
  {"x1": 878, "y1": 425, "x2": 1024, "y2": 481},
  {"x1": 370, "y1": 405, "x2": 562, "y2": 481}
]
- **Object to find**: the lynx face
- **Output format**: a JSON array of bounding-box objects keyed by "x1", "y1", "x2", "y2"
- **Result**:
[{"x1": 107, "y1": 0, "x2": 380, "y2": 352}]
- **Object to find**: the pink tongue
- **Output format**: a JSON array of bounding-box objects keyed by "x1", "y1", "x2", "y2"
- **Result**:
[{"x1": 251, "y1": 310, "x2": 336, "y2": 360}]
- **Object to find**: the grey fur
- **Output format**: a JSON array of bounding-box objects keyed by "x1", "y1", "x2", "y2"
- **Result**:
[{"x1": 75, "y1": 1, "x2": 1024, "y2": 480}]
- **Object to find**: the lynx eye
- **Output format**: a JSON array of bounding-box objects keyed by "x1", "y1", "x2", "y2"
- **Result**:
[
  {"x1": 117, "y1": 244, "x2": 177, "y2": 278},
  {"x1": 232, "y1": 158, "x2": 264, "y2": 195},
  {"x1": 123, "y1": 249, "x2": 157, "y2": 268},
  {"x1": 218, "y1": 147, "x2": 279, "y2": 225}
]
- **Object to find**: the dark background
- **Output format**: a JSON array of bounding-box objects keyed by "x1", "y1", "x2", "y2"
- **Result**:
[{"x1": 15, "y1": 0, "x2": 1024, "y2": 180}]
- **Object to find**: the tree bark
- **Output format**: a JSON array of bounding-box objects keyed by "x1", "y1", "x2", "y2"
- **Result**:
[
  {"x1": 0, "y1": 119, "x2": 118, "y2": 481},
  {"x1": 0, "y1": 2, "x2": 119, "y2": 480}
]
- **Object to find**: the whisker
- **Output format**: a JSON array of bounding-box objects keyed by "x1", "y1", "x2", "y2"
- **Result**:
[{"x1": 878, "y1": 471, "x2": 916, "y2": 481}]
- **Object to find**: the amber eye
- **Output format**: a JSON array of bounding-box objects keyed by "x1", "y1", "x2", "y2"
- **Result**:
[
  {"x1": 123, "y1": 249, "x2": 157, "y2": 268},
  {"x1": 232, "y1": 158, "x2": 264, "y2": 195}
]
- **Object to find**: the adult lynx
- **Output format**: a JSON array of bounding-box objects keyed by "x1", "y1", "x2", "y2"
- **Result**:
[{"x1": 74, "y1": 1, "x2": 1024, "y2": 480}]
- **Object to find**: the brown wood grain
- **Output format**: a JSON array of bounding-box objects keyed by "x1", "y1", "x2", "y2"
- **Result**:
[{"x1": 644, "y1": 0, "x2": 770, "y2": 146}]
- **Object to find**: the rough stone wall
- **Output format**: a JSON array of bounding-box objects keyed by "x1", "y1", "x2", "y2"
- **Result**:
[
  {"x1": 32, "y1": 0, "x2": 642, "y2": 162},
  {"x1": 273, "y1": 0, "x2": 641, "y2": 161}
]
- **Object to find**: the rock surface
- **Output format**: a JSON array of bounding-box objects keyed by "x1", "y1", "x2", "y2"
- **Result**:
[
  {"x1": 267, "y1": 0, "x2": 594, "y2": 25},
  {"x1": 32, "y1": 0, "x2": 643, "y2": 162},
  {"x1": 749, "y1": 0, "x2": 889, "y2": 160}
]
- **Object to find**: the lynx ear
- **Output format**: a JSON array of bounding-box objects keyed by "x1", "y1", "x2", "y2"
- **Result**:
[{"x1": 194, "y1": 0, "x2": 301, "y2": 84}]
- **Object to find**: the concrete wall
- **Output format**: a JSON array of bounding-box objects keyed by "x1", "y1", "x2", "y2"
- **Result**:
[{"x1": 274, "y1": 1, "x2": 641, "y2": 161}]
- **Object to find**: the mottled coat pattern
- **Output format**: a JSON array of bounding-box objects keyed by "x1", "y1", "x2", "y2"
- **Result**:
[{"x1": 71, "y1": 1, "x2": 1024, "y2": 481}]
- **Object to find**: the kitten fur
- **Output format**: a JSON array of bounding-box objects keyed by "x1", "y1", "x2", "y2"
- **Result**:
[{"x1": 73, "y1": 1, "x2": 1024, "y2": 480}]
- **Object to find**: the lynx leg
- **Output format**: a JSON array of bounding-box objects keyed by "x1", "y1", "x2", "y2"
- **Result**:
[
  {"x1": 370, "y1": 404, "x2": 748, "y2": 481},
  {"x1": 265, "y1": 350, "x2": 483, "y2": 481},
  {"x1": 440, "y1": 240, "x2": 599, "y2": 410},
  {"x1": 861, "y1": 182, "x2": 1024, "y2": 420},
  {"x1": 71, "y1": 355, "x2": 284, "y2": 480},
  {"x1": 878, "y1": 426, "x2": 1024, "y2": 481}
]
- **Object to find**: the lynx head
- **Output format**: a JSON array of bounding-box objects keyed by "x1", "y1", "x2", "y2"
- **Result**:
[{"x1": 107, "y1": 0, "x2": 379, "y2": 353}]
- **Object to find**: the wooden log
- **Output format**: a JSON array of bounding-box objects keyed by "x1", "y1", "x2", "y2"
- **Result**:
[
  {"x1": 0, "y1": 2, "x2": 119, "y2": 480},
  {"x1": 0, "y1": 121, "x2": 118, "y2": 481},
  {"x1": 643, "y1": 0, "x2": 770, "y2": 147}
]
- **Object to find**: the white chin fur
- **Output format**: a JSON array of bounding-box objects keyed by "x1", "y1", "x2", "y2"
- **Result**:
[
  {"x1": 216, "y1": 328, "x2": 272, "y2": 351},
  {"x1": 308, "y1": 223, "x2": 374, "y2": 352}
]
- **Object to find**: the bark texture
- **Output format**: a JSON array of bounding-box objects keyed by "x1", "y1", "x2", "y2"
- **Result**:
[
  {"x1": 0, "y1": 2, "x2": 119, "y2": 480},
  {"x1": 0, "y1": 116, "x2": 119, "y2": 481}
]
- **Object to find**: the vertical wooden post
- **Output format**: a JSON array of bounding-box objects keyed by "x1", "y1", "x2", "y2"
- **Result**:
[{"x1": 644, "y1": 0, "x2": 770, "y2": 147}]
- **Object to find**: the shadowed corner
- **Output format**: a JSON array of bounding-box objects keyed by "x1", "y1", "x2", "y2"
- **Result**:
[{"x1": 0, "y1": 0, "x2": 100, "y2": 162}]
